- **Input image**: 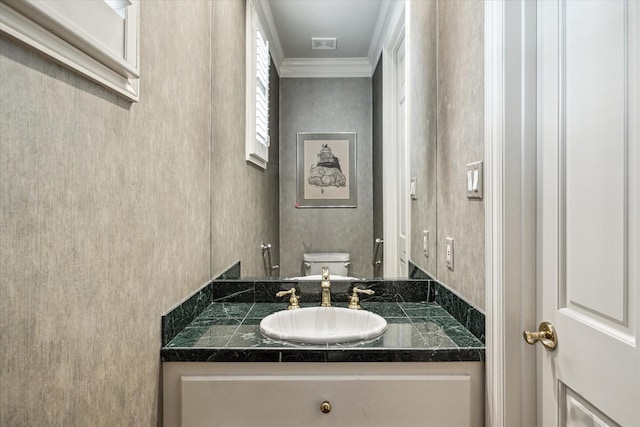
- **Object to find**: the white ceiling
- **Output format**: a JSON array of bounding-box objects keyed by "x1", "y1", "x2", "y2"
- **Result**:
[
  {"x1": 268, "y1": 0, "x2": 383, "y2": 59},
  {"x1": 260, "y1": 0, "x2": 398, "y2": 78}
]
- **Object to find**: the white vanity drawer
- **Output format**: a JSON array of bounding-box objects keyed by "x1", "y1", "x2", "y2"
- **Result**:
[{"x1": 180, "y1": 373, "x2": 473, "y2": 427}]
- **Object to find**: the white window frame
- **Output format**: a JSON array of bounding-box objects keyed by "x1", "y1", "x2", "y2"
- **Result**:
[
  {"x1": 246, "y1": 0, "x2": 271, "y2": 169},
  {"x1": 0, "y1": 0, "x2": 140, "y2": 102}
]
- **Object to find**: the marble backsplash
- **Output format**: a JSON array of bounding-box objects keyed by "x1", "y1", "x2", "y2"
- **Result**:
[{"x1": 161, "y1": 261, "x2": 485, "y2": 346}]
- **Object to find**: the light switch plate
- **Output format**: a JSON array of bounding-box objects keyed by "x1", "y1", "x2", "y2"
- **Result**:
[
  {"x1": 446, "y1": 237, "x2": 454, "y2": 270},
  {"x1": 465, "y1": 161, "x2": 483, "y2": 200},
  {"x1": 410, "y1": 177, "x2": 417, "y2": 200},
  {"x1": 423, "y1": 230, "x2": 429, "y2": 257}
]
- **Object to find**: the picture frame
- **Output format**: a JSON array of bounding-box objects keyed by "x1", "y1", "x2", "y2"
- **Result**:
[{"x1": 296, "y1": 132, "x2": 357, "y2": 208}]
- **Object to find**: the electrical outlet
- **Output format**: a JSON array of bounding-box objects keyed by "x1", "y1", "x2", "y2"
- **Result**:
[
  {"x1": 446, "y1": 237, "x2": 454, "y2": 270},
  {"x1": 423, "y1": 230, "x2": 429, "y2": 257}
]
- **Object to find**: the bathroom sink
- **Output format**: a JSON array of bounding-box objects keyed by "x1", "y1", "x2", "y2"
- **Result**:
[
  {"x1": 286, "y1": 275, "x2": 361, "y2": 281},
  {"x1": 259, "y1": 307, "x2": 387, "y2": 344}
]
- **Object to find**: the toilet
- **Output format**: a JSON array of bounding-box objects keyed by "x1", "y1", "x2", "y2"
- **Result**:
[{"x1": 303, "y1": 252, "x2": 351, "y2": 277}]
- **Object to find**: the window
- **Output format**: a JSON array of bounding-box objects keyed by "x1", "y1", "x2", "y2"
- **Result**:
[
  {"x1": 246, "y1": 0, "x2": 271, "y2": 169},
  {"x1": 0, "y1": 0, "x2": 140, "y2": 101}
]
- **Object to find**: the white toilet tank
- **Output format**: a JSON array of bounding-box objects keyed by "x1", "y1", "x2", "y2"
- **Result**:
[{"x1": 303, "y1": 252, "x2": 351, "y2": 276}]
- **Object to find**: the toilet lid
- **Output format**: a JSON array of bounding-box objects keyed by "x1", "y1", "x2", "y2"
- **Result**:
[{"x1": 303, "y1": 252, "x2": 350, "y2": 262}]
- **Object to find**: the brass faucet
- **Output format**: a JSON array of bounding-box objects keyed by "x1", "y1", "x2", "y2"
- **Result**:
[
  {"x1": 275, "y1": 288, "x2": 300, "y2": 310},
  {"x1": 320, "y1": 266, "x2": 331, "y2": 307},
  {"x1": 348, "y1": 286, "x2": 375, "y2": 310}
]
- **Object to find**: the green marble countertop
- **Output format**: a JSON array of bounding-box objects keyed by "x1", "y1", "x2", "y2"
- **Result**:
[{"x1": 161, "y1": 301, "x2": 485, "y2": 363}]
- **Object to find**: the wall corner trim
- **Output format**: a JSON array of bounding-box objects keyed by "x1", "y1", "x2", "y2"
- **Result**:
[{"x1": 485, "y1": 1, "x2": 506, "y2": 425}]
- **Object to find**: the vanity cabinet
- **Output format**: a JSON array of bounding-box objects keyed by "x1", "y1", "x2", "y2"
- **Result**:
[{"x1": 163, "y1": 362, "x2": 484, "y2": 427}]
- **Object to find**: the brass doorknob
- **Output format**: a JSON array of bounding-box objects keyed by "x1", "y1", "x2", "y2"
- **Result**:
[
  {"x1": 320, "y1": 401, "x2": 332, "y2": 414},
  {"x1": 523, "y1": 321, "x2": 557, "y2": 350}
]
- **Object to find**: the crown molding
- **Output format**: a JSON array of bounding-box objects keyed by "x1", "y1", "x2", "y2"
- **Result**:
[
  {"x1": 367, "y1": 0, "x2": 393, "y2": 70},
  {"x1": 279, "y1": 57, "x2": 372, "y2": 78},
  {"x1": 254, "y1": 0, "x2": 284, "y2": 74},
  {"x1": 256, "y1": 0, "x2": 401, "y2": 78}
]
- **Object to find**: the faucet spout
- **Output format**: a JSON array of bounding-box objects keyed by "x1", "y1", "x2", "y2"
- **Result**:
[{"x1": 320, "y1": 266, "x2": 331, "y2": 307}]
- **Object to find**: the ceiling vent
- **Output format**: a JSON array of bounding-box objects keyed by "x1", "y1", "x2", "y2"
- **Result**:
[{"x1": 311, "y1": 38, "x2": 338, "y2": 50}]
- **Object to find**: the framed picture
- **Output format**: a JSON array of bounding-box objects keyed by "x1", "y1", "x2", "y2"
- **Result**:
[{"x1": 296, "y1": 132, "x2": 357, "y2": 208}]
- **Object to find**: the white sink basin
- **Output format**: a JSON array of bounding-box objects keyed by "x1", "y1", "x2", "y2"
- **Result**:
[
  {"x1": 260, "y1": 307, "x2": 387, "y2": 344},
  {"x1": 286, "y1": 275, "x2": 362, "y2": 281}
]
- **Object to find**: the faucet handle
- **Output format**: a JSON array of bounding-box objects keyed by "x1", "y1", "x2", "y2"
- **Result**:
[
  {"x1": 275, "y1": 288, "x2": 300, "y2": 310},
  {"x1": 348, "y1": 286, "x2": 375, "y2": 310},
  {"x1": 353, "y1": 286, "x2": 375, "y2": 296}
]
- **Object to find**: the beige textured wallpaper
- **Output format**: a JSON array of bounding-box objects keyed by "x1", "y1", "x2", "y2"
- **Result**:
[
  {"x1": 372, "y1": 60, "x2": 384, "y2": 276},
  {"x1": 409, "y1": 0, "x2": 438, "y2": 279},
  {"x1": 1, "y1": 0, "x2": 279, "y2": 425},
  {"x1": 279, "y1": 78, "x2": 373, "y2": 278},
  {"x1": 436, "y1": 0, "x2": 485, "y2": 309},
  {"x1": 408, "y1": 0, "x2": 485, "y2": 310},
  {"x1": 210, "y1": 0, "x2": 280, "y2": 278}
]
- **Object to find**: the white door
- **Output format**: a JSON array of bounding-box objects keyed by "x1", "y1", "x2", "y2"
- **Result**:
[
  {"x1": 537, "y1": 1, "x2": 639, "y2": 425},
  {"x1": 396, "y1": 36, "x2": 409, "y2": 276}
]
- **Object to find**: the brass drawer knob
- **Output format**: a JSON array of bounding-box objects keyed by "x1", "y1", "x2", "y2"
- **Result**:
[{"x1": 320, "y1": 401, "x2": 332, "y2": 414}]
